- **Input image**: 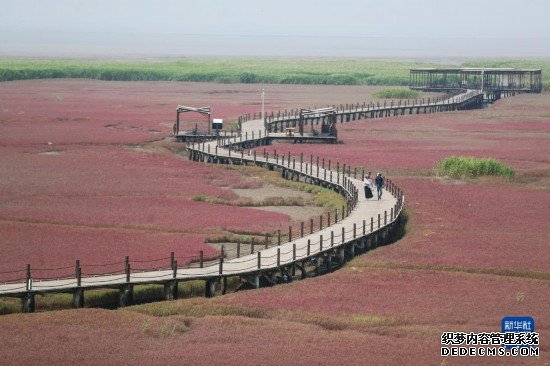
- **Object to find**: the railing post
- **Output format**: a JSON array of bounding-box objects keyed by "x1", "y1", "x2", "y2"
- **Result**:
[
  {"x1": 170, "y1": 252, "x2": 175, "y2": 270},
  {"x1": 320, "y1": 235, "x2": 323, "y2": 251},
  {"x1": 371, "y1": 217, "x2": 374, "y2": 232},
  {"x1": 237, "y1": 242, "x2": 241, "y2": 258},
  {"x1": 125, "y1": 258, "x2": 130, "y2": 283},
  {"x1": 257, "y1": 252, "x2": 261, "y2": 269},
  {"x1": 310, "y1": 218, "x2": 314, "y2": 234},
  {"x1": 251, "y1": 238, "x2": 255, "y2": 254},
  {"x1": 320, "y1": 215, "x2": 323, "y2": 230},
  {"x1": 199, "y1": 250, "x2": 204, "y2": 268},
  {"x1": 293, "y1": 243, "x2": 296, "y2": 261},
  {"x1": 277, "y1": 230, "x2": 281, "y2": 246},
  {"x1": 25, "y1": 263, "x2": 32, "y2": 289},
  {"x1": 342, "y1": 227, "x2": 345, "y2": 244},
  {"x1": 353, "y1": 223, "x2": 356, "y2": 239},
  {"x1": 277, "y1": 248, "x2": 281, "y2": 267},
  {"x1": 301, "y1": 221, "x2": 304, "y2": 237},
  {"x1": 75, "y1": 260, "x2": 81, "y2": 287},
  {"x1": 378, "y1": 214, "x2": 381, "y2": 229},
  {"x1": 385, "y1": 211, "x2": 387, "y2": 225},
  {"x1": 363, "y1": 220, "x2": 366, "y2": 236},
  {"x1": 316, "y1": 157, "x2": 319, "y2": 177},
  {"x1": 173, "y1": 260, "x2": 177, "y2": 279},
  {"x1": 307, "y1": 239, "x2": 311, "y2": 256},
  {"x1": 288, "y1": 226, "x2": 292, "y2": 242},
  {"x1": 264, "y1": 233, "x2": 269, "y2": 249},
  {"x1": 331, "y1": 231, "x2": 334, "y2": 247}
]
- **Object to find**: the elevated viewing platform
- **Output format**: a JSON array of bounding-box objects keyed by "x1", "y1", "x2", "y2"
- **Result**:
[{"x1": 410, "y1": 68, "x2": 542, "y2": 94}]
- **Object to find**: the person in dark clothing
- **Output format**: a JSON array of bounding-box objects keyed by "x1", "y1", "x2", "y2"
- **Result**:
[{"x1": 375, "y1": 173, "x2": 384, "y2": 200}]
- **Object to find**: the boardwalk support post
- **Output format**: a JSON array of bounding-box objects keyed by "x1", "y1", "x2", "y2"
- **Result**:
[
  {"x1": 119, "y1": 285, "x2": 134, "y2": 307},
  {"x1": 221, "y1": 276, "x2": 228, "y2": 295},
  {"x1": 72, "y1": 260, "x2": 84, "y2": 308},
  {"x1": 301, "y1": 260, "x2": 307, "y2": 279},
  {"x1": 73, "y1": 289, "x2": 84, "y2": 309},
  {"x1": 205, "y1": 279, "x2": 216, "y2": 298},
  {"x1": 163, "y1": 280, "x2": 178, "y2": 301},
  {"x1": 219, "y1": 246, "x2": 224, "y2": 275},
  {"x1": 22, "y1": 292, "x2": 35, "y2": 313}
]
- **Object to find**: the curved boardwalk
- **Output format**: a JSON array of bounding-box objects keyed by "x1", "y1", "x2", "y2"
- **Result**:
[{"x1": 0, "y1": 89, "x2": 485, "y2": 312}]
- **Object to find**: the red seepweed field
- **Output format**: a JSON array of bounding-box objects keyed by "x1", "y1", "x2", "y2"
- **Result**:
[
  {"x1": 0, "y1": 80, "x2": 549, "y2": 365},
  {"x1": 0, "y1": 80, "x2": 305, "y2": 279}
]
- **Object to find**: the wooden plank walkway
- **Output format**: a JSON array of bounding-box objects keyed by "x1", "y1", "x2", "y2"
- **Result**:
[
  {"x1": 265, "y1": 89, "x2": 483, "y2": 132},
  {"x1": 0, "y1": 88, "x2": 487, "y2": 311}
]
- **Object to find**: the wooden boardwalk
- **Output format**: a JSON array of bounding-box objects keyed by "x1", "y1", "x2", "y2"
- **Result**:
[
  {"x1": 265, "y1": 89, "x2": 483, "y2": 133},
  {"x1": 0, "y1": 89, "x2": 486, "y2": 312},
  {"x1": 175, "y1": 129, "x2": 239, "y2": 142}
]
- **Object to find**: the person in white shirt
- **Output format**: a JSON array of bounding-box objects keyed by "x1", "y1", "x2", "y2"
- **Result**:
[{"x1": 364, "y1": 172, "x2": 373, "y2": 199}]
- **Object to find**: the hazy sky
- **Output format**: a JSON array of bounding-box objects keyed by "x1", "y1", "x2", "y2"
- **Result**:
[{"x1": 2, "y1": 0, "x2": 549, "y2": 38}]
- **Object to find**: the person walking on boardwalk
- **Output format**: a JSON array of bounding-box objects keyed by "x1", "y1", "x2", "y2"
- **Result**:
[
  {"x1": 364, "y1": 172, "x2": 373, "y2": 199},
  {"x1": 375, "y1": 172, "x2": 384, "y2": 200}
]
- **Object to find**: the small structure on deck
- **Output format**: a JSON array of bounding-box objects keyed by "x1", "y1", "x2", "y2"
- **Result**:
[
  {"x1": 174, "y1": 105, "x2": 237, "y2": 142},
  {"x1": 299, "y1": 107, "x2": 337, "y2": 138},
  {"x1": 410, "y1": 68, "x2": 542, "y2": 100},
  {"x1": 212, "y1": 118, "x2": 223, "y2": 131},
  {"x1": 263, "y1": 107, "x2": 338, "y2": 144}
]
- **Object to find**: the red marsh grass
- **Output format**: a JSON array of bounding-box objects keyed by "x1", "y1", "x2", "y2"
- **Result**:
[{"x1": 0, "y1": 80, "x2": 548, "y2": 365}]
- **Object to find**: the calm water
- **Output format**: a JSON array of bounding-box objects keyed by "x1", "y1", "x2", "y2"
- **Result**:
[{"x1": 1, "y1": 30, "x2": 549, "y2": 60}]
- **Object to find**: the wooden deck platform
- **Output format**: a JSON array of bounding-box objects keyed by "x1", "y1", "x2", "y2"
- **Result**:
[{"x1": 175, "y1": 130, "x2": 239, "y2": 142}]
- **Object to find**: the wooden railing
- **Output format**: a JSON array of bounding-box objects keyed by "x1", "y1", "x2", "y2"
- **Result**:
[{"x1": 263, "y1": 89, "x2": 483, "y2": 132}]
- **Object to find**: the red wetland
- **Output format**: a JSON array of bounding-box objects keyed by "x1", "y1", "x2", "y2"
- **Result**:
[{"x1": 0, "y1": 80, "x2": 548, "y2": 365}]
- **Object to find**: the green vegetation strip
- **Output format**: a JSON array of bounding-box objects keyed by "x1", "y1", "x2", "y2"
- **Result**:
[
  {"x1": 1, "y1": 59, "x2": 548, "y2": 89},
  {"x1": 0, "y1": 281, "x2": 207, "y2": 315},
  {"x1": 219, "y1": 165, "x2": 347, "y2": 211},
  {"x1": 353, "y1": 261, "x2": 550, "y2": 281},
  {"x1": 435, "y1": 156, "x2": 515, "y2": 180},
  {"x1": 373, "y1": 88, "x2": 421, "y2": 99}
]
